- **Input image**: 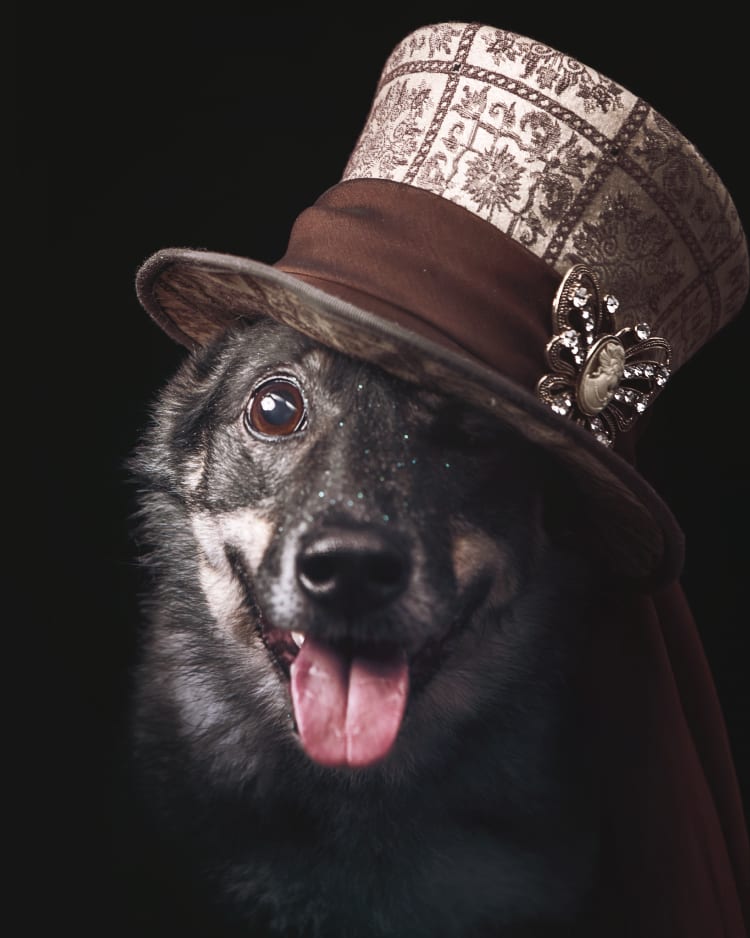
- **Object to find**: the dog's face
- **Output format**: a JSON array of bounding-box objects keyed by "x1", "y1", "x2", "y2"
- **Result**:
[
  {"x1": 134, "y1": 317, "x2": 573, "y2": 769},
  {"x1": 130, "y1": 317, "x2": 599, "y2": 933}
]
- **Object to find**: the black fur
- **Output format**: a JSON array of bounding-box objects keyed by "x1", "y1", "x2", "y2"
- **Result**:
[{"x1": 125, "y1": 318, "x2": 605, "y2": 937}]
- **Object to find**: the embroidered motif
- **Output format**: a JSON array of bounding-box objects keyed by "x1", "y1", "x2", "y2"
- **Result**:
[
  {"x1": 482, "y1": 29, "x2": 625, "y2": 114},
  {"x1": 463, "y1": 145, "x2": 524, "y2": 217},
  {"x1": 345, "y1": 81, "x2": 433, "y2": 178},
  {"x1": 404, "y1": 23, "x2": 463, "y2": 61},
  {"x1": 565, "y1": 191, "x2": 684, "y2": 326}
]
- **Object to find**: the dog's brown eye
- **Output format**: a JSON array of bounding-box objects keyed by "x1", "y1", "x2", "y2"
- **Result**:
[{"x1": 245, "y1": 378, "x2": 307, "y2": 438}]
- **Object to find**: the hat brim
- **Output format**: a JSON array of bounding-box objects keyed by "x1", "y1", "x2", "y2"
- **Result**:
[{"x1": 135, "y1": 246, "x2": 684, "y2": 584}]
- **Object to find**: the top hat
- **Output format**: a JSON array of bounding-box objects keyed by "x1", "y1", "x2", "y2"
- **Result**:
[{"x1": 135, "y1": 21, "x2": 748, "y2": 584}]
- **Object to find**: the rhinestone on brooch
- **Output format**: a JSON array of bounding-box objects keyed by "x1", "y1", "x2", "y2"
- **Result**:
[{"x1": 536, "y1": 264, "x2": 672, "y2": 447}]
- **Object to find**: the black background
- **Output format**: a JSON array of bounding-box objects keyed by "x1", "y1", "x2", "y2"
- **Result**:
[{"x1": 19, "y1": 4, "x2": 748, "y2": 929}]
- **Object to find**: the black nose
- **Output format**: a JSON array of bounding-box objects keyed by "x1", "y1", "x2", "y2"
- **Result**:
[{"x1": 297, "y1": 525, "x2": 410, "y2": 616}]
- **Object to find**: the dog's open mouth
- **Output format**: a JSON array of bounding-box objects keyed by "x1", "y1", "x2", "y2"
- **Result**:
[
  {"x1": 259, "y1": 626, "x2": 408, "y2": 768},
  {"x1": 294, "y1": 635, "x2": 409, "y2": 768},
  {"x1": 258, "y1": 584, "x2": 488, "y2": 770},
  {"x1": 229, "y1": 541, "x2": 494, "y2": 770}
]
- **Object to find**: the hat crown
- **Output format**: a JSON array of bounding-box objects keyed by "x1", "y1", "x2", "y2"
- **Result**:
[{"x1": 342, "y1": 22, "x2": 748, "y2": 374}]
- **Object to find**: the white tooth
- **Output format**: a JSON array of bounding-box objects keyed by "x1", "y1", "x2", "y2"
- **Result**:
[{"x1": 291, "y1": 631, "x2": 306, "y2": 648}]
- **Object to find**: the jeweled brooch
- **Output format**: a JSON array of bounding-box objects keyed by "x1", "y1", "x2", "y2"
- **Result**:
[{"x1": 536, "y1": 264, "x2": 672, "y2": 447}]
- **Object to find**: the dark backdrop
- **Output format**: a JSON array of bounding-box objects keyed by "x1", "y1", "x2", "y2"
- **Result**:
[{"x1": 20, "y1": 5, "x2": 748, "y2": 930}]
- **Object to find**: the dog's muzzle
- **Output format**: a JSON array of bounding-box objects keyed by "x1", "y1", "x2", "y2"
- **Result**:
[{"x1": 253, "y1": 516, "x2": 486, "y2": 773}]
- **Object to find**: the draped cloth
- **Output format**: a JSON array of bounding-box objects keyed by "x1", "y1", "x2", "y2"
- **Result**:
[{"x1": 586, "y1": 581, "x2": 749, "y2": 936}]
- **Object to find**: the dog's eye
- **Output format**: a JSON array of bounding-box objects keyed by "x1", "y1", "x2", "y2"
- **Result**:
[{"x1": 245, "y1": 378, "x2": 307, "y2": 438}]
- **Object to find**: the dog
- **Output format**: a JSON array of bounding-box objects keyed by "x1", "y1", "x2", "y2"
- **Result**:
[{"x1": 124, "y1": 314, "x2": 610, "y2": 937}]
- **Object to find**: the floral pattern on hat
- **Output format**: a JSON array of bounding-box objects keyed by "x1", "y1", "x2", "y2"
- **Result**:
[{"x1": 343, "y1": 22, "x2": 748, "y2": 376}]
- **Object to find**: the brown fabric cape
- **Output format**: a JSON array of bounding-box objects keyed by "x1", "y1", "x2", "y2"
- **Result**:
[{"x1": 586, "y1": 581, "x2": 749, "y2": 936}]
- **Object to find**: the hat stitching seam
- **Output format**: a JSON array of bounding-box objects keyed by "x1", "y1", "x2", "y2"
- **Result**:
[{"x1": 402, "y1": 23, "x2": 478, "y2": 186}]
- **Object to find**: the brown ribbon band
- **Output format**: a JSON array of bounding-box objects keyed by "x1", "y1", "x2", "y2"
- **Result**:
[{"x1": 275, "y1": 178, "x2": 561, "y2": 395}]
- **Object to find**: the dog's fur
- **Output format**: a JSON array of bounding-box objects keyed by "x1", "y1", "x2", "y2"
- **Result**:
[{"x1": 126, "y1": 317, "x2": 607, "y2": 937}]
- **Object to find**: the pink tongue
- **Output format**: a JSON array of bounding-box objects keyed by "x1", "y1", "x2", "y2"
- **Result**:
[{"x1": 290, "y1": 636, "x2": 409, "y2": 768}]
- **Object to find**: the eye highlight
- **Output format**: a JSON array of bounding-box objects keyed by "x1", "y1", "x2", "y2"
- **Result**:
[{"x1": 245, "y1": 377, "x2": 307, "y2": 439}]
